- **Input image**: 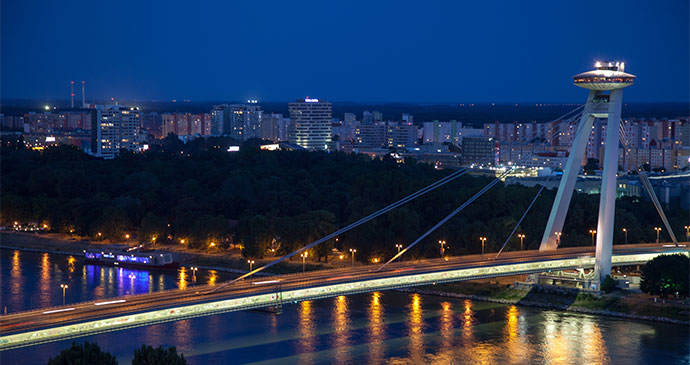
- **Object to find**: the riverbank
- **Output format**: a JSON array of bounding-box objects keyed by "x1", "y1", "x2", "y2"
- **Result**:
[
  {"x1": 405, "y1": 279, "x2": 690, "y2": 326},
  {"x1": 0, "y1": 232, "x2": 332, "y2": 275}
]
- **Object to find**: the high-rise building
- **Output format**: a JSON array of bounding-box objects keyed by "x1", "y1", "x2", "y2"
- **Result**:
[
  {"x1": 462, "y1": 137, "x2": 498, "y2": 165},
  {"x1": 141, "y1": 112, "x2": 163, "y2": 138},
  {"x1": 260, "y1": 113, "x2": 290, "y2": 142},
  {"x1": 95, "y1": 105, "x2": 141, "y2": 159},
  {"x1": 209, "y1": 104, "x2": 262, "y2": 139},
  {"x1": 288, "y1": 98, "x2": 332, "y2": 150}
]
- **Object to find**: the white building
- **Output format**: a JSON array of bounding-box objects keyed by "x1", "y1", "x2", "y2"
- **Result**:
[
  {"x1": 288, "y1": 98, "x2": 332, "y2": 150},
  {"x1": 96, "y1": 105, "x2": 141, "y2": 159}
]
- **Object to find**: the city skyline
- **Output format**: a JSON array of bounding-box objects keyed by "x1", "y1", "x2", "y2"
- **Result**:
[{"x1": 2, "y1": 1, "x2": 688, "y2": 103}]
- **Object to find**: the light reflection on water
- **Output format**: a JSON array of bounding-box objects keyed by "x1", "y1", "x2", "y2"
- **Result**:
[{"x1": 1, "y1": 249, "x2": 689, "y2": 364}]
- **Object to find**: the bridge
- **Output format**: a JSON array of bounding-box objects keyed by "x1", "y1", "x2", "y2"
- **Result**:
[
  {"x1": 2, "y1": 61, "x2": 687, "y2": 351},
  {"x1": 0, "y1": 244, "x2": 686, "y2": 350}
]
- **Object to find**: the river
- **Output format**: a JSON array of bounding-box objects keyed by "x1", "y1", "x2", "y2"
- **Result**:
[{"x1": 1, "y1": 249, "x2": 688, "y2": 364}]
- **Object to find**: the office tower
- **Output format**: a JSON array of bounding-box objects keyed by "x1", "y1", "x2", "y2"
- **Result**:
[
  {"x1": 288, "y1": 98, "x2": 332, "y2": 150},
  {"x1": 95, "y1": 105, "x2": 141, "y2": 159}
]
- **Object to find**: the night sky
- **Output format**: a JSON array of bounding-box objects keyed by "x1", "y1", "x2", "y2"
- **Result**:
[{"x1": 2, "y1": 0, "x2": 688, "y2": 103}]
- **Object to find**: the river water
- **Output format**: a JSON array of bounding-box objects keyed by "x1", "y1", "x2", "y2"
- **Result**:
[{"x1": 1, "y1": 249, "x2": 688, "y2": 364}]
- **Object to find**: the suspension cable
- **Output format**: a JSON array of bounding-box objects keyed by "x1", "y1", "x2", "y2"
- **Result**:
[{"x1": 214, "y1": 105, "x2": 585, "y2": 288}]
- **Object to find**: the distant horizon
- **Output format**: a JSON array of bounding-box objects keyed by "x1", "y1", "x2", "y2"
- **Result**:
[{"x1": 3, "y1": 1, "x2": 688, "y2": 103}]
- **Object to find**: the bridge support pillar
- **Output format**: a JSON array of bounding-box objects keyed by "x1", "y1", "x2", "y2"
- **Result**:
[
  {"x1": 594, "y1": 89, "x2": 623, "y2": 283},
  {"x1": 539, "y1": 88, "x2": 626, "y2": 285},
  {"x1": 539, "y1": 91, "x2": 597, "y2": 251}
]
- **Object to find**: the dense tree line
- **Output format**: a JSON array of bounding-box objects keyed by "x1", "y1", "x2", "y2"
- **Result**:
[
  {"x1": 47, "y1": 341, "x2": 186, "y2": 364},
  {"x1": 1, "y1": 134, "x2": 686, "y2": 263}
]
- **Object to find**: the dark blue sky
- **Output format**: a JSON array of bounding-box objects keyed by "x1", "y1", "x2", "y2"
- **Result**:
[{"x1": 2, "y1": 0, "x2": 688, "y2": 102}]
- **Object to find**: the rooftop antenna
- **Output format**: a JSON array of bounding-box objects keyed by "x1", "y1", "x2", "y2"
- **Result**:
[
  {"x1": 81, "y1": 81, "x2": 86, "y2": 107},
  {"x1": 70, "y1": 81, "x2": 75, "y2": 108}
]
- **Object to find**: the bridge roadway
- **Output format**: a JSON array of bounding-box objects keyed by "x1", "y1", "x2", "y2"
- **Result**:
[{"x1": 1, "y1": 244, "x2": 687, "y2": 350}]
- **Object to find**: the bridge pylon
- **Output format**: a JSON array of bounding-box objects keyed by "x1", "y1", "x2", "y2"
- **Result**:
[{"x1": 539, "y1": 61, "x2": 635, "y2": 286}]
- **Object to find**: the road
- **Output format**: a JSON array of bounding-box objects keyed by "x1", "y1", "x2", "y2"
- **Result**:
[{"x1": 0, "y1": 244, "x2": 684, "y2": 337}]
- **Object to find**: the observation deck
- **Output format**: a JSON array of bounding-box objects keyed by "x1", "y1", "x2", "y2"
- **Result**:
[{"x1": 573, "y1": 61, "x2": 635, "y2": 90}]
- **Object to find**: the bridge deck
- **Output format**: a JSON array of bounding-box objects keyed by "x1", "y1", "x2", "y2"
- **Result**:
[{"x1": 1, "y1": 244, "x2": 686, "y2": 350}]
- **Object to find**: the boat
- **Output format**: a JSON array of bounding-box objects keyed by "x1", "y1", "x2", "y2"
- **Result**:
[{"x1": 83, "y1": 247, "x2": 179, "y2": 270}]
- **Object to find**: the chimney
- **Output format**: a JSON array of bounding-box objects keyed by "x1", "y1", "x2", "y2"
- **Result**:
[
  {"x1": 81, "y1": 81, "x2": 86, "y2": 107},
  {"x1": 70, "y1": 81, "x2": 75, "y2": 108}
]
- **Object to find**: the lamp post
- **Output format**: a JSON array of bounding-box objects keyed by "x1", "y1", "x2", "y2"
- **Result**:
[
  {"x1": 247, "y1": 260, "x2": 255, "y2": 272},
  {"x1": 395, "y1": 244, "x2": 402, "y2": 253},
  {"x1": 479, "y1": 237, "x2": 487, "y2": 255},
  {"x1": 60, "y1": 284, "x2": 68, "y2": 305},
  {"x1": 622, "y1": 228, "x2": 628, "y2": 245},
  {"x1": 589, "y1": 229, "x2": 596, "y2": 246},
  {"x1": 151, "y1": 236, "x2": 157, "y2": 249},
  {"x1": 349, "y1": 248, "x2": 357, "y2": 267},
  {"x1": 438, "y1": 240, "x2": 446, "y2": 258},
  {"x1": 654, "y1": 227, "x2": 661, "y2": 244},
  {"x1": 517, "y1": 234, "x2": 525, "y2": 251},
  {"x1": 300, "y1": 253, "x2": 307, "y2": 272},
  {"x1": 125, "y1": 234, "x2": 130, "y2": 240},
  {"x1": 191, "y1": 266, "x2": 198, "y2": 282},
  {"x1": 684, "y1": 225, "x2": 689, "y2": 245},
  {"x1": 97, "y1": 232, "x2": 102, "y2": 241}
]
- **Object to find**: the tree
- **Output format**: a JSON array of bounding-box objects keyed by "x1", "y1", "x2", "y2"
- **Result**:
[
  {"x1": 640, "y1": 254, "x2": 689, "y2": 298},
  {"x1": 601, "y1": 275, "x2": 616, "y2": 293},
  {"x1": 48, "y1": 341, "x2": 118, "y2": 365},
  {"x1": 132, "y1": 345, "x2": 186, "y2": 365},
  {"x1": 139, "y1": 213, "x2": 167, "y2": 244},
  {"x1": 583, "y1": 158, "x2": 599, "y2": 175}
]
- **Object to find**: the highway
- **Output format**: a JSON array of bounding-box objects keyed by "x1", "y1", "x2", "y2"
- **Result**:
[{"x1": 1, "y1": 243, "x2": 685, "y2": 341}]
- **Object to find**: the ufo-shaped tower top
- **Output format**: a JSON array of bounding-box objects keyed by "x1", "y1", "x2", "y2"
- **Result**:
[{"x1": 573, "y1": 61, "x2": 635, "y2": 90}]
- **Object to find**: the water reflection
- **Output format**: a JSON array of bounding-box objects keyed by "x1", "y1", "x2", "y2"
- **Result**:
[
  {"x1": 298, "y1": 300, "x2": 316, "y2": 364},
  {"x1": 8, "y1": 250, "x2": 24, "y2": 311},
  {"x1": 407, "y1": 293, "x2": 425, "y2": 362},
  {"x1": 331, "y1": 296, "x2": 350, "y2": 363},
  {"x1": 207, "y1": 270, "x2": 217, "y2": 286},
  {"x1": 39, "y1": 253, "x2": 52, "y2": 307},
  {"x1": 367, "y1": 292, "x2": 385, "y2": 363},
  {"x1": 178, "y1": 267, "x2": 187, "y2": 290}
]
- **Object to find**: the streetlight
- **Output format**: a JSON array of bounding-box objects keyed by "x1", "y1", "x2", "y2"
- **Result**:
[
  {"x1": 622, "y1": 228, "x2": 628, "y2": 245},
  {"x1": 247, "y1": 259, "x2": 255, "y2": 272},
  {"x1": 517, "y1": 233, "x2": 525, "y2": 251},
  {"x1": 300, "y1": 252, "x2": 307, "y2": 272},
  {"x1": 438, "y1": 240, "x2": 446, "y2": 258},
  {"x1": 395, "y1": 244, "x2": 403, "y2": 253},
  {"x1": 151, "y1": 236, "x2": 157, "y2": 248},
  {"x1": 589, "y1": 229, "x2": 596, "y2": 246},
  {"x1": 349, "y1": 248, "x2": 357, "y2": 267},
  {"x1": 125, "y1": 233, "x2": 130, "y2": 240},
  {"x1": 684, "y1": 226, "x2": 689, "y2": 245},
  {"x1": 60, "y1": 284, "x2": 68, "y2": 305},
  {"x1": 654, "y1": 227, "x2": 661, "y2": 244},
  {"x1": 479, "y1": 237, "x2": 487, "y2": 255},
  {"x1": 180, "y1": 239, "x2": 186, "y2": 245},
  {"x1": 191, "y1": 266, "x2": 198, "y2": 282},
  {"x1": 555, "y1": 232, "x2": 562, "y2": 247},
  {"x1": 97, "y1": 232, "x2": 102, "y2": 240}
]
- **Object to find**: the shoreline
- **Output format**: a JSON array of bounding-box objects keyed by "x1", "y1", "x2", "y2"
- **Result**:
[
  {"x1": 3, "y1": 233, "x2": 688, "y2": 326},
  {"x1": 397, "y1": 287, "x2": 690, "y2": 326}
]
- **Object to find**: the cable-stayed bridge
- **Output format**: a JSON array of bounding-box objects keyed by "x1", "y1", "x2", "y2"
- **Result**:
[{"x1": 2, "y1": 62, "x2": 687, "y2": 350}]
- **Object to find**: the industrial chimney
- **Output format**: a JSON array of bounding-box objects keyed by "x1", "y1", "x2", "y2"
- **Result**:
[
  {"x1": 70, "y1": 81, "x2": 75, "y2": 108},
  {"x1": 81, "y1": 81, "x2": 86, "y2": 107}
]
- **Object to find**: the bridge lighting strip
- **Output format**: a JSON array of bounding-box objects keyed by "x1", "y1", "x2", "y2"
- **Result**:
[
  {"x1": 42, "y1": 308, "x2": 75, "y2": 315},
  {"x1": 94, "y1": 300, "x2": 126, "y2": 306},
  {"x1": 1, "y1": 250, "x2": 686, "y2": 351}
]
